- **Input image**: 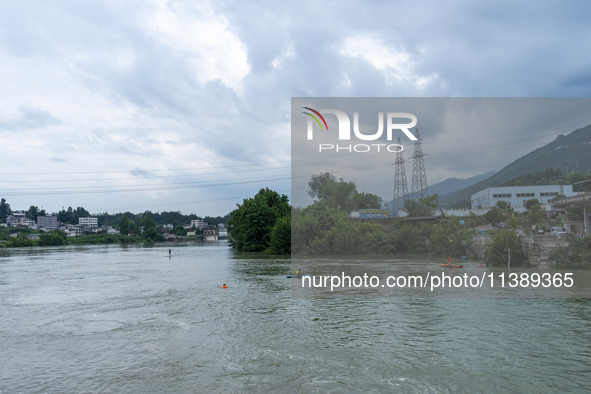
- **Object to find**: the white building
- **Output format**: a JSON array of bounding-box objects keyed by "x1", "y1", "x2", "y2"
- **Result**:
[
  {"x1": 202, "y1": 225, "x2": 218, "y2": 241},
  {"x1": 190, "y1": 219, "x2": 206, "y2": 229},
  {"x1": 7, "y1": 213, "x2": 27, "y2": 227},
  {"x1": 79, "y1": 217, "x2": 98, "y2": 227},
  {"x1": 62, "y1": 224, "x2": 85, "y2": 237},
  {"x1": 471, "y1": 185, "x2": 576, "y2": 211}
]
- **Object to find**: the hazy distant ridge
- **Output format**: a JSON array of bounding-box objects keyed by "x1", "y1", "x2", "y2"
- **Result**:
[
  {"x1": 385, "y1": 170, "x2": 496, "y2": 208},
  {"x1": 443, "y1": 123, "x2": 591, "y2": 207}
]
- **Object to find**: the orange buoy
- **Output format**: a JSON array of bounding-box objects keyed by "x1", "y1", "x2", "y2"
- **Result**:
[{"x1": 222, "y1": 284, "x2": 227, "y2": 289}]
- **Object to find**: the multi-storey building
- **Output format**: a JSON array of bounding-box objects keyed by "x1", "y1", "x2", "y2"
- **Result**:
[
  {"x1": 37, "y1": 216, "x2": 58, "y2": 230},
  {"x1": 190, "y1": 219, "x2": 206, "y2": 229},
  {"x1": 202, "y1": 225, "x2": 218, "y2": 241},
  {"x1": 79, "y1": 217, "x2": 98, "y2": 228}
]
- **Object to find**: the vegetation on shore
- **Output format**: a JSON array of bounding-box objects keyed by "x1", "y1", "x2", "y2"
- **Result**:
[
  {"x1": 292, "y1": 200, "x2": 473, "y2": 257},
  {"x1": 553, "y1": 235, "x2": 591, "y2": 269},
  {"x1": 0, "y1": 228, "x2": 144, "y2": 248},
  {"x1": 228, "y1": 188, "x2": 291, "y2": 254},
  {"x1": 0, "y1": 214, "x2": 170, "y2": 248},
  {"x1": 0, "y1": 197, "x2": 228, "y2": 229},
  {"x1": 483, "y1": 229, "x2": 527, "y2": 267}
]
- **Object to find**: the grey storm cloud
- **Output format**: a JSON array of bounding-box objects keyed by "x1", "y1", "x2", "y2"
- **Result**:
[{"x1": 1, "y1": 0, "x2": 591, "y2": 215}]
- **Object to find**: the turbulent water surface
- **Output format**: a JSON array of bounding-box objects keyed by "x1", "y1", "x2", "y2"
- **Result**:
[{"x1": 1, "y1": 242, "x2": 591, "y2": 393}]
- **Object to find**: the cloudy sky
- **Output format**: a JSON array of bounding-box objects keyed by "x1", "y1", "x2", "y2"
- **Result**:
[
  {"x1": 1, "y1": 1, "x2": 591, "y2": 216},
  {"x1": 290, "y1": 97, "x2": 591, "y2": 207}
]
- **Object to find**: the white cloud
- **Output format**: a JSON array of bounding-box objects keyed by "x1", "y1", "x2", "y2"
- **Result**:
[
  {"x1": 271, "y1": 45, "x2": 295, "y2": 68},
  {"x1": 339, "y1": 34, "x2": 437, "y2": 89},
  {"x1": 143, "y1": 0, "x2": 250, "y2": 92}
]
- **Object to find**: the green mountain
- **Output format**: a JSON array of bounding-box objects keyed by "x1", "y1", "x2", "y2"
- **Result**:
[{"x1": 444, "y1": 123, "x2": 591, "y2": 208}]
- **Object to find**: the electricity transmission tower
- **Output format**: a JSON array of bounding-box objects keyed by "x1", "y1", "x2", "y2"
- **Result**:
[
  {"x1": 393, "y1": 137, "x2": 408, "y2": 211},
  {"x1": 410, "y1": 129, "x2": 429, "y2": 201}
]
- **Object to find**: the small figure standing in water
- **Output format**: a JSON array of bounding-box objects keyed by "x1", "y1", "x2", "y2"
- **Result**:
[{"x1": 169, "y1": 249, "x2": 172, "y2": 258}]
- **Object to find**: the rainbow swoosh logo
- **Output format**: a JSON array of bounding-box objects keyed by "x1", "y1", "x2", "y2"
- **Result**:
[{"x1": 302, "y1": 107, "x2": 328, "y2": 131}]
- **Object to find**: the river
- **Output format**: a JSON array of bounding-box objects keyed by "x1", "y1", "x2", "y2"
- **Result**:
[{"x1": 1, "y1": 242, "x2": 590, "y2": 393}]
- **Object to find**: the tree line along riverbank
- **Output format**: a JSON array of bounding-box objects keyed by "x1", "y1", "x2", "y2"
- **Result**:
[{"x1": 227, "y1": 174, "x2": 591, "y2": 268}]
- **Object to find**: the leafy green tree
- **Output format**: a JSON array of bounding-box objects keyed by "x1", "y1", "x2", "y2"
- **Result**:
[
  {"x1": 55, "y1": 229, "x2": 67, "y2": 240},
  {"x1": 363, "y1": 227, "x2": 397, "y2": 254},
  {"x1": 134, "y1": 217, "x2": 142, "y2": 234},
  {"x1": 484, "y1": 229, "x2": 527, "y2": 267},
  {"x1": 348, "y1": 191, "x2": 383, "y2": 210},
  {"x1": 524, "y1": 198, "x2": 544, "y2": 226},
  {"x1": 318, "y1": 215, "x2": 365, "y2": 254},
  {"x1": 291, "y1": 207, "x2": 325, "y2": 255},
  {"x1": 429, "y1": 220, "x2": 473, "y2": 256},
  {"x1": 296, "y1": 211, "x2": 393, "y2": 255},
  {"x1": 404, "y1": 194, "x2": 439, "y2": 217},
  {"x1": 143, "y1": 227, "x2": 164, "y2": 242},
  {"x1": 554, "y1": 235, "x2": 591, "y2": 268},
  {"x1": 502, "y1": 168, "x2": 565, "y2": 187},
  {"x1": 524, "y1": 199, "x2": 540, "y2": 210},
  {"x1": 308, "y1": 172, "x2": 337, "y2": 200},
  {"x1": 485, "y1": 207, "x2": 502, "y2": 226},
  {"x1": 142, "y1": 215, "x2": 156, "y2": 230},
  {"x1": 269, "y1": 215, "x2": 291, "y2": 254},
  {"x1": 120, "y1": 216, "x2": 129, "y2": 235},
  {"x1": 467, "y1": 211, "x2": 485, "y2": 228},
  {"x1": 307, "y1": 173, "x2": 382, "y2": 212},
  {"x1": 495, "y1": 200, "x2": 513, "y2": 213},
  {"x1": 10, "y1": 237, "x2": 33, "y2": 247},
  {"x1": 39, "y1": 233, "x2": 66, "y2": 246},
  {"x1": 302, "y1": 202, "x2": 339, "y2": 230},
  {"x1": 292, "y1": 203, "x2": 363, "y2": 255},
  {"x1": 27, "y1": 206, "x2": 40, "y2": 221},
  {"x1": 0, "y1": 198, "x2": 10, "y2": 222},
  {"x1": 321, "y1": 180, "x2": 357, "y2": 210},
  {"x1": 395, "y1": 223, "x2": 423, "y2": 252},
  {"x1": 567, "y1": 172, "x2": 586, "y2": 185},
  {"x1": 228, "y1": 188, "x2": 290, "y2": 252},
  {"x1": 57, "y1": 206, "x2": 90, "y2": 225}
]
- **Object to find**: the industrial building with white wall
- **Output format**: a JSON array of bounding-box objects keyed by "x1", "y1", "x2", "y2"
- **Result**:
[
  {"x1": 78, "y1": 217, "x2": 98, "y2": 228},
  {"x1": 470, "y1": 185, "x2": 576, "y2": 210}
]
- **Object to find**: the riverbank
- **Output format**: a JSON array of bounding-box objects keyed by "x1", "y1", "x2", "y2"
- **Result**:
[{"x1": 0, "y1": 233, "x2": 171, "y2": 248}]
